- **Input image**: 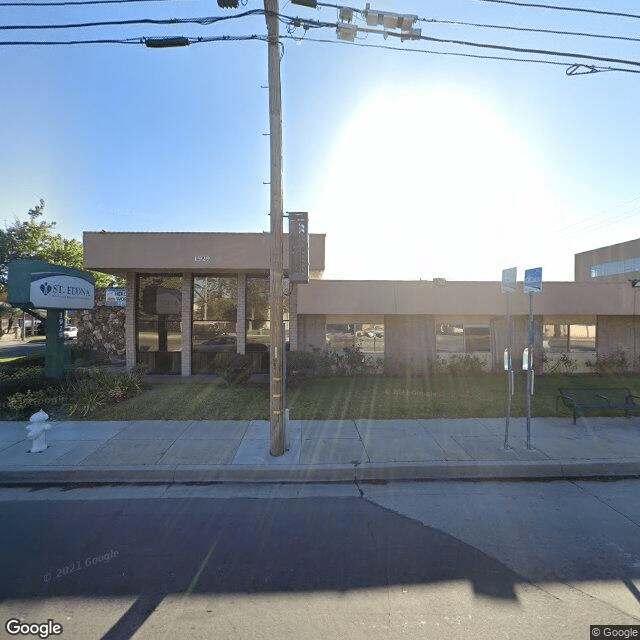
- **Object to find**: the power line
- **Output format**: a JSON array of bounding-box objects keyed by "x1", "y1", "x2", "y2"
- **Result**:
[
  {"x1": 557, "y1": 194, "x2": 640, "y2": 233},
  {"x1": 0, "y1": 0, "x2": 176, "y2": 5},
  {"x1": 0, "y1": 9, "x2": 264, "y2": 31},
  {"x1": 421, "y1": 17, "x2": 640, "y2": 45},
  {"x1": 283, "y1": 13, "x2": 640, "y2": 71},
  {"x1": 473, "y1": 0, "x2": 640, "y2": 21},
  {"x1": 4, "y1": 9, "x2": 640, "y2": 75},
  {"x1": 280, "y1": 33, "x2": 635, "y2": 74},
  {"x1": 0, "y1": 33, "x2": 267, "y2": 45},
  {"x1": 415, "y1": 29, "x2": 640, "y2": 69}
]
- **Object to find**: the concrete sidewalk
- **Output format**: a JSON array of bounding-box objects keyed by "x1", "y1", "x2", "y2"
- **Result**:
[{"x1": 0, "y1": 416, "x2": 639, "y2": 484}]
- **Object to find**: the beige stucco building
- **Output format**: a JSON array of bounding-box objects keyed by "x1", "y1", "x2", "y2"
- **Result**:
[
  {"x1": 84, "y1": 232, "x2": 640, "y2": 375},
  {"x1": 575, "y1": 236, "x2": 640, "y2": 283}
]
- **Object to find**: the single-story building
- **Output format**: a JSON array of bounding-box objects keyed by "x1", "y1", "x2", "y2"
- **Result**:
[{"x1": 83, "y1": 232, "x2": 640, "y2": 374}]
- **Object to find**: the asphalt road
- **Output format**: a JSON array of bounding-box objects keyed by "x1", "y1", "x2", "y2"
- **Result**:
[
  {"x1": 0, "y1": 481, "x2": 638, "y2": 639},
  {"x1": 0, "y1": 339, "x2": 46, "y2": 359}
]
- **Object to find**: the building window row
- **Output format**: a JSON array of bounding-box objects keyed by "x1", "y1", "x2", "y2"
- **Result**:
[
  {"x1": 590, "y1": 256, "x2": 640, "y2": 278},
  {"x1": 135, "y1": 273, "x2": 292, "y2": 374},
  {"x1": 436, "y1": 323, "x2": 491, "y2": 353}
]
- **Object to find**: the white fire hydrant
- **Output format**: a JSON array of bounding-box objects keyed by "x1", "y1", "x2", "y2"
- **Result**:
[{"x1": 27, "y1": 410, "x2": 50, "y2": 453}]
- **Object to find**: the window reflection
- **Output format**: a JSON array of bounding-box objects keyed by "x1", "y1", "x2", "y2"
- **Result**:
[
  {"x1": 245, "y1": 276, "x2": 289, "y2": 373},
  {"x1": 192, "y1": 276, "x2": 238, "y2": 373},
  {"x1": 543, "y1": 324, "x2": 595, "y2": 353},
  {"x1": 136, "y1": 274, "x2": 182, "y2": 374},
  {"x1": 326, "y1": 323, "x2": 385, "y2": 354}
]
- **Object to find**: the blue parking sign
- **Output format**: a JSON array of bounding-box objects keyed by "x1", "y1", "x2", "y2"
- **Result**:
[{"x1": 523, "y1": 267, "x2": 542, "y2": 294}]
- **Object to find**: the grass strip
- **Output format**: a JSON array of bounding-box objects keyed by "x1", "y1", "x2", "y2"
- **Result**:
[{"x1": 88, "y1": 373, "x2": 640, "y2": 421}]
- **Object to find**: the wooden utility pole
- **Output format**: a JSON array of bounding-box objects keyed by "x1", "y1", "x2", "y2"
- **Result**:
[{"x1": 265, "y1": 0, "x2": 285, "y2": 456}]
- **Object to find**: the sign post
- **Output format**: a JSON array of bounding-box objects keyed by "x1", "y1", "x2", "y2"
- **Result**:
[
  {"x1": 501, "y1": 268, "x2": 517, "y2": 449},
  {"x1": 523, "y1": 267, "x2": 542, "y2": 450},
  {"x1": 8, "y1": 260, "x2": 95, "y2": 379}
]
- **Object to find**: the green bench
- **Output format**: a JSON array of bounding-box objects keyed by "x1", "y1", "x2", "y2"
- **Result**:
[{"x1": 556, "y1": 388, "x2": 640, "y2": 424}]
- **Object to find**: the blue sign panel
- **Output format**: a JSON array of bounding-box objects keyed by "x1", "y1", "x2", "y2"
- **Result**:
[{"x1": 523, "y1": 267, "x2": 542, "y2": 294}]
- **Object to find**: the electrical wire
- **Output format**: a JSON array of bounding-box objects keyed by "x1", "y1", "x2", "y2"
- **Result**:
[
  {"x1": 0, "y1": 10, "x2": 265, "y2": 31},
  {"x1": 283, "y1": 14, "x2": 640, "y2": 71},
  {"x1": 279, "y1": 33, "x2": 637, "y2": 74},
  {"x1": 473, "y1": 0, "x2": 640, "y2": 21},
  {"x1": 4, "y1": 8, "x2": 640, "y2": 75},
  {"x1": 414, "y1": 30, "x2": 640, "y2": 69},
  {"x1": 0, "y1": 0, "x2": 176, "y2": 5},
  {"x1": 557, "y1": 194, "x2": 640, "y2": 233},
  {"x1": 421, "y1": 17, "x2": 640, "y2": 45},
  {"x1": 0, "y1": 33, "x2": 267, "y2": 45}
]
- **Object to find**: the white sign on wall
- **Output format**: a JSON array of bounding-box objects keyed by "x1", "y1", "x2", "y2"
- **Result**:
[
  {"x1": 30, "y1": 272, "x2": 95, "y2": 309},
  {"x1": 105, "y1": 288, "x2": 127, "y2": 307}
]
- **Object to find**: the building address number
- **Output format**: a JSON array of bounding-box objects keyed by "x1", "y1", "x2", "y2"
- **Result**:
[{"x1": 194, "y1": 256, "x2": 211, "y2": 262}]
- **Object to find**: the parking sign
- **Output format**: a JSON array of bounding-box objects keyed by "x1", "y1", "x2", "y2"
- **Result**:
[{"x1": 523, "y1": 267, "x2": 542, "y2": 294}]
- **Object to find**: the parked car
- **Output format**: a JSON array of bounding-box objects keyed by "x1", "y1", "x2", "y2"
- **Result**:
[
  {"x1": 193, "y1": 335, "x2": 237, "y2": 353},
  {"x1": 63, "y1": 326, "x2": 78, "y2": 340}
]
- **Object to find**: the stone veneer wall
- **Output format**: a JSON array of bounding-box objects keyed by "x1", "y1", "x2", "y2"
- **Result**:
[{"x1": 77, "y1": 287, "x2": 126, "y2": 363}]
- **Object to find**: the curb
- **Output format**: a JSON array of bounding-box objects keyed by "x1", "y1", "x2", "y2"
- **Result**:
[{"x1": 1, "y1": 459, "x2": 639, "y2": 485}]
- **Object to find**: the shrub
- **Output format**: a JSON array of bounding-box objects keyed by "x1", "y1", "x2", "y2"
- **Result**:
[
  {"x1": 5, "y1": 388, "x2": 59, "y2": 418},
  {"x1": 61, "y1": 368, "x2": 144, "y2": 416},
  {"x1": 586, "y1": 350, "x2": 630, "y2": 375},
  {"x1": 446, "y1": 354, "x2": 486, "y2": 375},
  {"x1": 308, "y1": 346, "x2": 380, "y2": 377},
  {"x1": 286, "y1": 350, "x2": 317, "y2": 379},
  {"x1": 132, "y1": 362, "x2": 150, "y2": 376},
  {"x1": 208, "y1": 353, "x2": 253, "y2": 385},
  {"x1": 0, "y1": 364, "x2": 49, "y2": 403},
  {"x1": 543, "y1": 352, "x2": 577, "y2": 375}
]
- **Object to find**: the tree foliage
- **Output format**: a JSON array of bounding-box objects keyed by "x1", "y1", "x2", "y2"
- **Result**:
[{"x1": 0, "y1": 200, "x2": 113, "y2": 298}]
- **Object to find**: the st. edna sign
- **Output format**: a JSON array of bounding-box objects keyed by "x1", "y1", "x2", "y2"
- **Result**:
[
  {"x1": 30, "y1": 272, "x2": 94, "y2": 309},
  {"x1": 8, "y1": 259, "x2": 95, "y2": 310}
]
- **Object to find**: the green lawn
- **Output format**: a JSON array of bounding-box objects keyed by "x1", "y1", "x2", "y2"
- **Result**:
[{"x1": 88, "y1": 373, "x2": 640, "y2": 421}]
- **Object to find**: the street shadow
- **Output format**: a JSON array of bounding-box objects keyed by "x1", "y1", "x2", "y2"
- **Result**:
[{"x1": 1, "y1": 496, "x2": 636, "y2": 639}]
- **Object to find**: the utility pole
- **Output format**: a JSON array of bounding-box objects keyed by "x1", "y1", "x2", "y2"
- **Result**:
[{"x1": 265, "y1": 0, "x2": 285, "y2": 456}]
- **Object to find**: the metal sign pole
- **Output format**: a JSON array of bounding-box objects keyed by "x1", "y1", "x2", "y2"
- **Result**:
[
  {"x1": 526, "y1": 292, "x2": 533, "y2": 449},
  {"x1": 501, "y1": 267, "x2": 516, "y2": 449},
  {"x1": 504, "y1": 293, "x2": 512, "y2": 449}
]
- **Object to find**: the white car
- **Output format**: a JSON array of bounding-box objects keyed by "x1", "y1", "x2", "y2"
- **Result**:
[{"x1": 63, "y1": 326, "x2": 78, "y2": 340}]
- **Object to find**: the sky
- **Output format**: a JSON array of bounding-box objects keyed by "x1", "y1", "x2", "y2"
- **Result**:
[{"x1": 1, "y1": 0, "x2": 640, "y2": 283}]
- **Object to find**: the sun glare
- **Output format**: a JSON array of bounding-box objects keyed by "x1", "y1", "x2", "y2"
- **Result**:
[{"x1": 313, "y1": 85, "x2": 567, "y2": 281}]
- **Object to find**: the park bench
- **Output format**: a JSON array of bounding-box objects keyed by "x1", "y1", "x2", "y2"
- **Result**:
[{"x1": 556, "y1": 388, "x2": 640, "y2": 424}]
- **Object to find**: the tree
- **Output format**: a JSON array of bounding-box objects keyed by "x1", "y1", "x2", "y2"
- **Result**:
[{"x1": 0, "y1": 200, "x2": 113, "y2": 300}]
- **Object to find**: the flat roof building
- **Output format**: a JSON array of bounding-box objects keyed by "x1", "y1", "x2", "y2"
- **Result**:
[
  {"x1": 83, "y1": 231, "x2": 640, "y2": 375},
  {"x1": 575, "y1": 236, "x2": 640, "y2": 283}
]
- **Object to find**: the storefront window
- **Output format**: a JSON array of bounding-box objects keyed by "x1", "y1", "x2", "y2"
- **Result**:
[
  {"x1": 436, "y1": 323, "x2": 490, "y2": 353},
  {"x1": 543, "y1": 324, "x2": 595, "y2": 353},
  {"x1": 136, "y1": 274, "x2": 182, "y2": 374},
  {"x1": 245, "y1": 276, "x2": 289, "y2": 372},
  {"x1": 569, "y1": 324, "x2": 596, "y2": 352},
  {"x1": 326, "y1": 323, "x2": 384, "y2": 354},
  {"x1": 192, "y1": 275, "x2": 238, "y2": 373}
]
